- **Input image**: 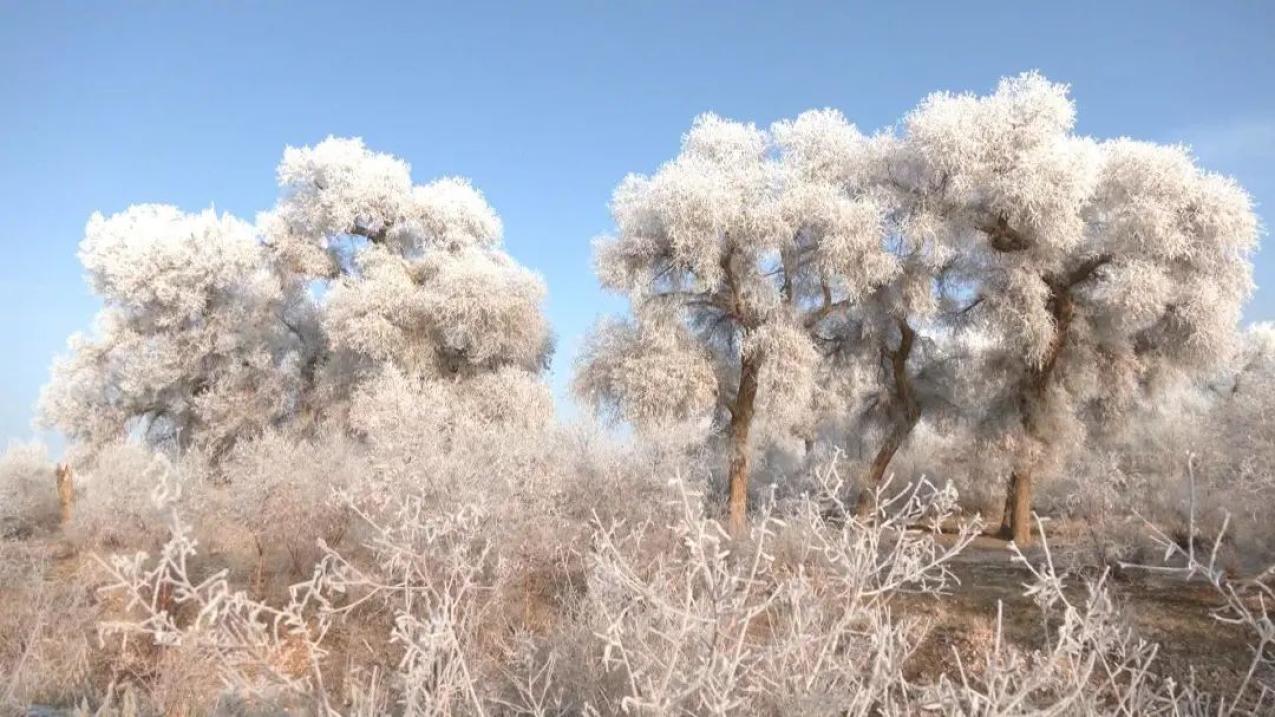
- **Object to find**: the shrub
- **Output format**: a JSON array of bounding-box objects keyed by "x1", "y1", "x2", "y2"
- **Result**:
[{"x1": 0, "y1": 442, "x2": 59, "y2": 539}]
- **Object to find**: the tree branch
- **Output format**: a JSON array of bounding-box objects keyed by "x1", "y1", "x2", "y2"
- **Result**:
[
  {"x1": 1056, "y1": 253, "x2": 1113, "y2": 290},
  {"x1": 980, "y1": 215, "x2": 1032, "y2": 253},
  {"x1": 803, "y1": 297, "x2": 851, "y2": 329}
]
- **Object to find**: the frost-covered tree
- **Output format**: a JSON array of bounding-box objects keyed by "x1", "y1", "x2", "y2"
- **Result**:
[
  {"x1": 890, "y1": 73, "x2": 1258, "y2": 543},
  {"x1": 260, "y1": 138, "x2": 553, "y2": 423},
  {"x1": 576, "y1": 112, "x2": 890, "y2": 535},
  {"x1": 43, "y1": 138, "x2": 554, "y2": 461},
  {"x1": 791, "y1": 113, "x2": 980, "y2": 515},
  {"x1": 40, "y1": 205, "x2": 304, "y2": 459},
  {"x1": 580, "y1": 75, "x2": 1257, "y2": 541}
]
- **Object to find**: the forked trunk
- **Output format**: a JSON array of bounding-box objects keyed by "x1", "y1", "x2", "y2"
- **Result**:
[
  {"x1": 998, "y1": 468, "x2": 1034, "y2": 544},
  {"x1": 727, "y1": 354, "x2": 760, "y2": 537}
]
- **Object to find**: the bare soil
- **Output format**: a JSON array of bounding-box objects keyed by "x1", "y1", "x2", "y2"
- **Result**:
[{"x1": 898, "y1": 534, "x2": 1256, "y2": 694}]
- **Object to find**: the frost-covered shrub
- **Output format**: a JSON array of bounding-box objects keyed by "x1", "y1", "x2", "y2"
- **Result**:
[
  {"x1": 923, "y1": 530, "x2": 1204, "y2": 714},
  {"x1": 186, "y1": 429, "x2": 362, "y2": 579},
  {"x1": 345, "y1": 365, "x2": 556, "y2": 508},
  {"x1": 0, "y1": 442, "x2": 58, "y2": 538},
  {"x1": 86, "y1": 448, "x2": 982, "y2": 713},
  {"x1": 551, "y1": 468, "x2": 978, "y2": 715},
  {"x1": 12, "y1": 421, "x2": 1265, "y2": 714},
  {"x1": 1193, "y1": 323, "x2": 1275, "y2": 561},
  {"x1": 1049, "y1": 325, "x2": 1275, "y2": 569},
  {"x1": 0, "y1": 547, "x2": 97, "y2": 711},
  {"x1": 66, "y1": 441, "x2": 177, "y2": 552}
]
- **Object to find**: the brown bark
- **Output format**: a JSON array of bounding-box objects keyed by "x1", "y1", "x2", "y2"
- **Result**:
[
  {"x1": 999, "y1": 469, "x2": 1034, "y2": 544},
  {"x1": 1000, "y1": 289, "x2": 1072, "y2": 543},
  {"x1": 857, "y1": 319, "x2": 920, "y2": 518},
  {"x1": 856, "y1": 418, "x2": 917, "y2": 518},
  {"x1": 55, "y1": 463, "x2": 74, "y2": 526},
  {"x1": 727, "y1": 353, "x2": 760, "y2": 537},
  {"x1": 981, "y1": 215, "x2": 1033, "y2": 253},
  {"x1": 996, "y1": 310, "x2": 1067, "y2": 544}
]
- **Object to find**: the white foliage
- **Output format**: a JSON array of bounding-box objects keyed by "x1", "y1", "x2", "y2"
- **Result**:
[
  {"x1": 406, "y1": 177, "x2": 504, "y2": 252},
  {"x1": 745, "y1": 319, "x2": 821, "y2": 438},
  {"x1": 1089, "y1": 139, "x2": 1258, "y2": 370},
  {"x1": 268, "y1": 136, "x2": 552, "y2": 410},
  {"x1": 409, "y1": 248, "x2": 549, "y2": 372},
  {"x1": 187, "y1": 429, "x2": 360, "y2": 572},
  {"x1": 901, "y1": 72, "x2": 1101, "y2": 259},
  {"x1": 43, "y1": 137, "x2": 553, "y2": 461},
  {"x1": 79, "y1": 204, "x2": 273, "y2": 323},
  {"x1": 0, "y1": 442, "x2": 57, "y2": 537},
  {"x1": 269, "y1": 137, "x2": 502, "y2": 277},
  {"x1": 573, "y1": 310, "x2": 718, "y2": 429},
  {"x1": 346, "y1": 364, "x2": 555, "y2": 504},
  {"x1": 40, "y1": 205, "x2": 301, "y2": 456}
]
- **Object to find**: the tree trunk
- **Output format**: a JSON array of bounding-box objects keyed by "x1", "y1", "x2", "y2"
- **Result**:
[
  {"x1": 856, "y1": 417, "x2": 917, "y2": 518},
  {"x1": 996, "y1": 273, "x2": 1086, "y2": 546},
  {"x1": 998, "y1": 469, "x2": 1034, "y2": 544},
  {"x1": 727, "y1": 354, "x2": 760, "y2": 537},
  {"x1": 856, "y1": 319, "x2": 919, "y2": 519}
]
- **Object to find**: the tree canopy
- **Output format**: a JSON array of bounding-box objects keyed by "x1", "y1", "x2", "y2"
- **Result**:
[{"x1": 577, "y1": 73, "x2": 1258, "y2": 539}]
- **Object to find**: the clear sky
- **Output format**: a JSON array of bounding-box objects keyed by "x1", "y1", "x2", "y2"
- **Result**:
[{"x1": 2, "y1": 1, "x2": 1273, "y2": 447}]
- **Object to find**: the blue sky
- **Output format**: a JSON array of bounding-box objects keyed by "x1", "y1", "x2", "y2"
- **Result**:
[{"x1": 2, "y1": 1, "x2": 1273, "y2": 447}]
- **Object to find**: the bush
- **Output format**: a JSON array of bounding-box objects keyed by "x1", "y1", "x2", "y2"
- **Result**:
[
  {"x1": 0, "y1": 442, "x2": 60, "y2": 539},
  {"x1": 64, "y1": 441, "x2": 176, "y2": 553}
]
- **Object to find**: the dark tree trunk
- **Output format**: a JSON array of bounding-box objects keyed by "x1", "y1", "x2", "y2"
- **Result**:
[
  {"x1": 981, "y1": 235, "x2": 1109, "y2": 546},
  {"x1": 856, "y1": 416, "x2": 918, "y2": 518},
  {"x1": 857, "y1": 319, "x2": 920, "y2": 519},
  {"x1": 727, "y1": 354, "x2": 760, "y2": 537},
  {"x1": 998, "y1": 469, "x2": 1034, "y2": 544}
]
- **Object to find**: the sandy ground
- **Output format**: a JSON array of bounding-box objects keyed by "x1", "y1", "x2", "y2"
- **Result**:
[{"x1": 896, "y1": 533, "x2": 1256, "y2": 695}]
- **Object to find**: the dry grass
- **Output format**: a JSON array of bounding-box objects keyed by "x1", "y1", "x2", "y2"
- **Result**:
[{"x1": 1, "y1": 437, "x2": 1272, "y2": 715}]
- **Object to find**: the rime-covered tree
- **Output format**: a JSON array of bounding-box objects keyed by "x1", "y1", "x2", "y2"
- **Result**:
[
  {"x1": 43, "y1": 138, "x2": 554, "y2": 460},
  {"x1": 260, "y1": 138, "x2": 553, "y2": 425},
  {"x1": 795, "y1": 115, "x2": 976, "y2": 515},
  {"x1": 40, "y1": 206, "x2": 304, "y2": 459},
  {"x1": 890, "y1": 73, "x2": 1258, "y2": 543},
  {"x1": 576, "y1": 112, "x2": 890, "y2": 535}
]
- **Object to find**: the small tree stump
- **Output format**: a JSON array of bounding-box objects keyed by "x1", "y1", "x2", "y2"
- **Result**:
[{"x1": 55, "y1": 462, "x2": 74, "y2": 526}]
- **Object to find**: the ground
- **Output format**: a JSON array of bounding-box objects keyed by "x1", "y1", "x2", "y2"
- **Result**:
[
  {"x1": 1, "y1": 517, "x2": 1264, "y2": 712},
  {"x1": 897, "y1": 533, "x2": 1255, "y2": 696}
]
